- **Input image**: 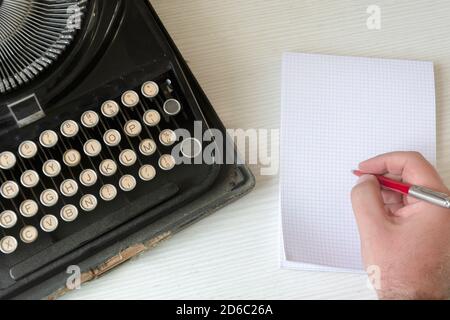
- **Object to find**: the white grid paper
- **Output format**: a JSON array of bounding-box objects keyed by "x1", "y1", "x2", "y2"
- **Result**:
[{"x1": 280, "y1": 53, "x2": 436, "y2": 272}]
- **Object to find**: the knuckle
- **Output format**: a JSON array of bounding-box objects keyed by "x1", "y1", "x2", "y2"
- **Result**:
[{"x1": 406, "y1": 151, "x2": 424, "y2": 160}]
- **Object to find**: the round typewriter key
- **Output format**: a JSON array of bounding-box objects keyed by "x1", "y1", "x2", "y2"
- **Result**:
[
  {"x1": 100, "y1": 184, "x2": 117, "y2": 202},
  {"x1": 40, "y1": 189, "x2": 59, "y2": 207},
  {"x1": 121, "y1": 90, "x2": 140, "y2": 108},
  {"x1": 20, "y1": 226, "x2": 38, "y2": 244},
  {"x1": 139, "y1": 165, "x2": 156, "y2": 182},
  {"x1": 0, "y1": 151, "x2": 16, "y2": 170},
  {"x1": 143, "y1": 109, "x2": 161, "y2": 127},
  {"x1": 63, "y1": 149, "x2": 81, "y2": 167},
  {"x1": 79, "y1": 169, "x2": 98, "y2": 187},
  {"x1": 119, "y1": 175, "x2": 137, "y2": 192},
  {"x1": 20, "y1": 199, "x2": 39, "y2": 218},
  {"x1": 139, "y1": 139, "x2": 157, "y2": 156},
  {"x1": 119, "y1": 149, "x2": 137, "y2": 167},
  {"x1": 181, "y1": 138, "x2": 203, "y2": 158},
  {"x1": 60, "y1": 179, "x2": 79, "y2": 197},
  {"x1": 159, "y1": 129, "x2": 177, "y2": 147},
  {"x1": 141, "y1": 81, "x2": 159, "y2": 98},
  {"x1": 81, "y1": 110, "x2": 99, "y2": 128},
  {"x1": 60, "y1": 120, "x2": 79, "y2": 138},
  {"x1": 103, "y1": 129, "x2": 122, "y2": 147},
  {"x1": 60, "y1": 204, "x2": 79, "y2": 222},
  {"x1": 99, "y1": 159, "x2": 117, "y2": 177},
  {"x1": 163, "y1": 99, "x2": 182, "y2": 116},
  {"x1": 20, "y1": 170, "x2": 40, "y2": 188},
  {"x1": 84, "y1": 139, "x2": 102, "y2": 157},
  {"x1": 0, "y1": 236, "x2": 18, "y2": 254},
  {"x1": 0, "y1": 210, "x2": 17, "y2": 229},
  {"x1": 124, "y1": 120, "x2": 142, "y2": 137},
  {"x1": 40, "y1": 215, "x2": 59, "y2": 233},
  {"x1": 158, "y1": 154, "x2": 176, "y2": 171},
  {"x1": 1, "y1": 181, "x2": 19, "y2": 199},
  {"x1": 42, "y1": 159, "x2": 61, "y2": 178},
  {"x1": 80, "y1": 194, "x2": 98, "y2": 212},
  {"x1": 101, "y1": 100, "x2": 120, "y2": 118},
  {"x1": 18, "y1": 140, "x2": 38, "y2": 159},
  {"x1": 39, "y1": 130, "x2": 59, "y2": 148}
]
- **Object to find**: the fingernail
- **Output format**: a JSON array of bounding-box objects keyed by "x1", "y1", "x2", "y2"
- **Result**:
[{"x1": 356, "y1": 174, "x2": 373, "y2": 184}]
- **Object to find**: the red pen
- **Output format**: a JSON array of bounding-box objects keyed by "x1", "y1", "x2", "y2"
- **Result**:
[{"x1": 352, "y1": 170, "x2": 450, "y2": 209}]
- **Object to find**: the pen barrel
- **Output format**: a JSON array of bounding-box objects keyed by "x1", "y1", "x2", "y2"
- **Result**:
[{"x1": 408, "y1": 185, "x2": 450, "y2": 208}]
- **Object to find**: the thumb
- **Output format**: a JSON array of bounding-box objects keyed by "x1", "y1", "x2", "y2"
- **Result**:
[{"x1": 351, "y1": 175, "x2": 388, "y2": 237}]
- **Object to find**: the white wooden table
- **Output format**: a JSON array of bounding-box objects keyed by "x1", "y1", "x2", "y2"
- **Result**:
[{"x1": 64, "y1": 0, "x2": 450, "y2": 299}]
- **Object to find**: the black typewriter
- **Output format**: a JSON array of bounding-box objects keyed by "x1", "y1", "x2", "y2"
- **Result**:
[{"x1": 0, "y1": 0, "x2": 254, "y2": 299}]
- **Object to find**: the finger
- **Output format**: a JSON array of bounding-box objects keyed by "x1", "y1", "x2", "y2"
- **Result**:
[
  {"x1": 384, "y1": 203, "x2": 404, "y2": 215},
  {"x1": 381, "y1": 189, "x2": 403, "y2": 205}
]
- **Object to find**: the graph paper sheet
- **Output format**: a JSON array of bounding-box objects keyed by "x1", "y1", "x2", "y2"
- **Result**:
[{"x1": 280, "y1": 52, "x2": 436, "y2": 272}]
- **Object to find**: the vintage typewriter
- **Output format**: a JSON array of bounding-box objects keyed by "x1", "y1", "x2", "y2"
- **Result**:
[{"x1": 0, "y1": 0, "x2": 254, "y2": 299}]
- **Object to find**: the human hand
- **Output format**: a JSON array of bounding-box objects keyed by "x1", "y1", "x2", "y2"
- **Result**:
[{"x1": 351, "y1": 151, "x2": 450, "y2": 299}]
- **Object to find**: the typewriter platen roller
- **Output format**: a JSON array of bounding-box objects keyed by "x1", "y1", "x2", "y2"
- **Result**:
[{"x1": 0, "y1": 0, "x2": 254, "y2": 299}]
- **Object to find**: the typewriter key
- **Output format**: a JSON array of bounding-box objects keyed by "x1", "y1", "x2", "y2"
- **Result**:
[
  {"x1": 60, "y1": 179, "x2": 79, "y2": 197},
  {"x1": 158, "y1": 154, "x2": 176, "y2": 171},
  {"x1": 181, "y1": 138, "x2": 203, "y2": 158},
  {"x1": 99, "y1": 159, "x2": 117, "y2": 177},
  {"x1": 60, "y1": 120, "x2": 79, "y2": 138},
  {"x1": 163, "y1": 99, "x2": 182, "y2": 116},
  {"x1": 18, "y1": 141, "x2": 38, "y2": 159},
  {"x1": 42, "y1": 159, "x2": 62, "y2": 177},
  {"x1": 39, "y1": 130, "x2": 59, "y2": 148},
  {"x1": 81, "y1": 110, "x2": 99, "y2": 128},
  {"x1": 121, "y1": 90, "x2": 140, "y2": 108},
  {"x1": 139, "y1": 164, "x2": 156, "y2": 181},
  {"x1": 0, "y1": 151, "x2": 16, "y2": 170},
  {"x1": 80, "y1": 194, "x2": 98, "y2": 212},
  {"x1": 84, "y1": 139, "x2": 102, "y2": 157},
  {"x1": 0, "y1": 210, "x2": 17, "y2": 229},
  {"x1": 143, "y1": 109, "x2": 161, "y2": 127},
  {"x1": 80, "y1": 169, "x2": 98, "y2": 187},
  {"x1": 119, "y1": 175, "x2": 136, "y2": 192},
  {"x1": 63, "y1": 149, "x2": 81, "y2": 167},
  {"x1": 124, "y1": 120, "x2": 142, "y2": 137},
  {"x1": 1, "y1": 181, "x2": 19, "y2": 199},
  {"x1": 103, "y1": 129, "x2": 122, "y2": 147},
  {"x1": 0, "y1": 236, "x2": 18, "y2": 254},
  {"x1": 139, "y1": 139, "x2": 157, "y2": 156},
  {"x1": 119, "y1": 149, "x2": 137, "y2": 167},
  {"x1": 60, "y1": 204, "x2": 79, "y2": 222},
  {"x1": 40, "y1": 215, "x2": 59, "y2": 233},
  {"x1": 20, "y1": 200, "x2": 39, "y2": 218},
  {"x1": 159, "y1": 129, "x2": 177, "y2": 146},
  {"x1": 141, "y1": 81, "x2": 159, "y2": 98},
  {"x1": 20, "y1": 226, "x2": 38, "y2": 244},
  {"x1": 101, "y1": 100, "x2": 120, "y2": 118},
  {"x1": 20, "y1": 170, "x2": 40, "y2": 188},
  {"x1": 40, "y1": 189, "x2": 59, "y2": 207},
  {"x1": 100, "y1": 184, "x2": 117, "y2": 201}
]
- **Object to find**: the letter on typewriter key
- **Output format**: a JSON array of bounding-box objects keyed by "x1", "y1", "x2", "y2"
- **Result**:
[
  {"x1": 1, "y1": 181, "x2": 19, "y2": 199},
  {"x1": 121, "y1": 90, "x2": 140, "y2": 108},
  {"x1": 159, "y1": 129, "x2": 177, "y2": 147},
  {"x1": 40, "y1": 215, "x2": 59, "y2": 233},
  {"x1": 119, "y1": 149, "x2": 137, "y2": 167},
  {"x1": 0, "y1": 210, "x2": 17, "y2": 229},
  {"x1": 20, "y1": 199, "x2": 39, "y2": 218},
  {"x1": 63, "y1": 149, "x2": 81, "y2": 167},
  {"x1": 124, "y1": 120, "x2": 142, "y2": 137},
  {"x1": 159, "y1": 154, "x2": 176, "y2": 171},
  {"x1": 40, "y1": 189, "x2": 59, "y2": 207},
  {"x1": 20, "y1": 226, "x2": 38, "y2": 244},
  {"x1": 80, "y1": 194, "x2": 98, "y2": 212},
  {"x1": 143, "y1": 109, "x2": 161, "y2": 127},
  {"x1": 103, "y1": 129, "x2": 122, "y2": 147},
  {"x1": 139, "y1": 139, "x2": 157, "y2": 156},
  {"x1": 60, "y1": 179, "x2": 79, "y2": 197},
  {"x1": 141, "y1": 81, "x2": 159, "y2": 98},
  {"x1": 100, "y1": 184, "x2": 117, "y2": 202},
  {"x1": 42, "y1": 159, "x2": 62, "y2": 177},
  {"x1": 81, "y1": 111, "x2": 99, "y2": 128},
  {"x1": 18, "y1": 141, "x2": 38, "y2": 159},
  {"x1": 20, "y1": 170, "x2": 40, "y2": 188},
  {"x1": 119, "y1": 175, "x2": 137, "y2": 192},
  {"x1": 39, "y1": 130, "x2": 59, "y2": 148},
  {"x1": 139, "y1": 164, "x2": 156, "y2": 181},
  {"x1": 101, "y1": 100, "x2": 120, "y2": 118},
  {"x1": 0, "y1": 151, "x2": 16, "y2": 170},
  {"x1": 163, "y1": 99, "x2": 182, "y2": 116},
  {"x1": 60, "y1": 204, "x2": 79, "y2": 222},
  {"x1": 0, "y1": 236, "x2": 18, "y2": 254},
  {"x1": 61, "y1": 120, "x2": 80, "y2": 138},
  {"x1": 99, "y1": 159, "x2": 117, "y2": 177},
  {"x1": 84, "y1": 139, "x2": 102, "y2": 157},
  {"x1": 79, "y1": 169, "x2": 98, "y2": 187}
]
